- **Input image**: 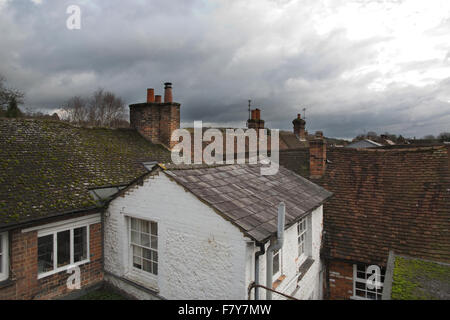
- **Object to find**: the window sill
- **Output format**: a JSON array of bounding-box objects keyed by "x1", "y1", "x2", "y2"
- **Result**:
[
  {"x1": 37, "y1": 259, "x2": 90, "y2": 279},
  {"x1": 297, "y1": 258, "x2": 314, "y2": 282},
  {"x1": 0, "y1": 278, "x2": 14, "y2": 289},
  {"x1": 350, "y1": 296, "x2": 372, "y2": 300},
  {"x1": 125, "y1": 269, "x2": 159, "y2": 293},
  {"x1": 272, "y1": 274, "x2": 286, "y2": 290}
]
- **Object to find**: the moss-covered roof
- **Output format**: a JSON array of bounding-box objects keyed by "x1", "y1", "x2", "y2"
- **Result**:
[
  {"x1": 391, "y1": 256, "x2": 450, "y2": 300},
  {"x1": 0, "y1": 118, "x2": 171, "y2": 228}
]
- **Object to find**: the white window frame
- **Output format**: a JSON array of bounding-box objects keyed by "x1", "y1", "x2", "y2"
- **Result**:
[
  {"x1": 0, "y1": 232, "x2": 9, "y2": 281},
  {"x1": 272, "y1": 249, "x2": 282, "y2": 280},
  {"x1": 351, "y1": 264, "x2": 385, "y2": 300},
  {"x1": 128, "y1": 217, "x2": 158, "y2": 277},
  {"x1": 297, "y1": 217, "x2": 308, "y2": 259},
  {"x1": 37, "y1": 223, "x2": 91, "y2": 279}
]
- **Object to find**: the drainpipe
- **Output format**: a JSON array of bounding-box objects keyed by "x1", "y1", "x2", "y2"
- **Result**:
[
  {"x1": 266, "y1": 202, "x2": 286, "y2": 300},
  {"x1": 254, "y1": 242, "x2": 265, "y2": 300}
]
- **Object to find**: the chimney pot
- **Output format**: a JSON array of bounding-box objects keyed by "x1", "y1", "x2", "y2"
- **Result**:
[
  {"x1": 298, "y1": 114, "x2": 301, "y2": 119},
  {"x1": 164, "y1": 82, "x2": 173, "y2": 103},
  {"x1": 155, "y1": 95, "x2": 162, "y2": 103},
  {"x1": 315, "y1": 131, "x2": 323, "y2": 139},
  {"x1": 147, "y1": 89, "x2": 155, "y2": 103}
]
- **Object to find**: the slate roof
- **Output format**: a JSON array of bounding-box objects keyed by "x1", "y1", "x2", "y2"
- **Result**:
[
  {"x1": 165, "y1": 164, "x2": 332, "y2": 242},
  {"x1": 0, "y1": 118, "x2": 171, "y2": 229},
  {"x1": 320, "y1": 146, "x2": 450, "y2": 265}
]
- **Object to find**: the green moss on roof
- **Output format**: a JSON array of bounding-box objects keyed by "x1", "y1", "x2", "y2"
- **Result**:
[
  {"x1": 391, "y1": 256, "x2": 450, "y2": 300},
  {"x1": 0, "y1": 118, "x2": 171, "y2": 227}
]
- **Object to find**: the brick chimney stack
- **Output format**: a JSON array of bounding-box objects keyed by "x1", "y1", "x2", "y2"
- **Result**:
[
  {"x1": 129, "y1": 82, "x2": 180, "y2": 149},
  {"x1": 293, "y1": 113, "x2": 306, "y2": 141},
  {"x1": 164, "y1": 82, "x2": 173, "y2": 103},
  {"x1": 247, "y1": 108, "x2": 265, "y2": 131},
  {"x1": 147, "y1": 89, "x2": 155, "y2": 103},
  {"x1": 309, "y1": 131, "x2": 326, "y2": 179}
]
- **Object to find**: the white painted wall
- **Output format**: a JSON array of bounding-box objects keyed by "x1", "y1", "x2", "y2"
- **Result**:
[
  {"x1": 249, "y1": 206, "x2": 324, "y2": 300},
  {"x1": 104, "y1": 171, "x2": 250, "y2": 300},
  {"x1": 104, "y1": 169, "x2": 324, "y2": 300}
]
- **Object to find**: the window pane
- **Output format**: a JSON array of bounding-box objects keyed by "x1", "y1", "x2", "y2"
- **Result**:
[
  {"x1": 131, "y1": 218, "x2": 138, "y2": 231},
  {"x1": 57, "y1": 230, "x2": 70, "y2": 268},
  {"x1": 133, "y1": 255, "x2": 142, "y2": 269},
  {"x1": 141, "y1": 221, "x2": 150, "y2": 234},
  {"x1": 355, "y1": 289, "x2": 366, "y2": 298},
  {"x1": 143, "y1": 248, "x2": 152, "y2": 260},
  {"x1": 38, "y1": 235, "x2": 54, "y2": 274},
  {"x1": 151, "y1": 222, "x2": 157, "y2": 236},
  {"x1": 141, "y1": 234, "x2": 150, "y2": 247},
  {"x1": 131, "y1": 231, "x2": 139, "y2": 245},
  {"x1": 74, "y1": 227, "x2": 87, "y2": 262},
  {"x1": 153, "y1": 262, "x2": 158, "y2": 275},
  {"x1": 143, "y1": 259, "x2": 152, "y2": 273},
  {"x1": 151, "y1": 236, "x2": 157, "y2": 250}
]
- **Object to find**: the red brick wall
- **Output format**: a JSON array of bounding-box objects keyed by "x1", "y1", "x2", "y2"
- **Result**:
[
  {"x1": 129, "y1": 102, "x2": 181, "y2": 149},
  {"x1": 309, "y1": 137, "x2": 326, "y2": 179},
  {"x1": 328, "y1": 260, "x2": 354, "y2": 300},
  {"x1": 0, "y1": 222, "x2": 103, "y2": 300}
]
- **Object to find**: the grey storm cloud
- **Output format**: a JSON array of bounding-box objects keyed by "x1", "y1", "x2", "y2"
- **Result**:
[{"x1": 0, "y1": 0, "x2": 449, "y2": 139}]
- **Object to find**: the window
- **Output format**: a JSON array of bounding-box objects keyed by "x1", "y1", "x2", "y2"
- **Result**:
[
  {"x1": 37, "y1": 225, "x2": 89, "y2": 278},
  {"x1": 297, "y1": 217, "x2": 307, "y2": 257},
  {"x1": 272, "y1": 249, "x2": 281, "y2": 278},
  {"x1": 0, "y1": 232, "x2": 8, "y2": 281},
  {"x1": 129, "y1": 218, "x2": 158, "y2": 276},
  {"x1": 353, "y1": 264, "x2": 385, "y2": 300}
]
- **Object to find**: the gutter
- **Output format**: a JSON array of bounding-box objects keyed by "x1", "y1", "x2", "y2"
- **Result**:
[{"x1": 265, "y1": 202, "x2": 286, "y2": 300}]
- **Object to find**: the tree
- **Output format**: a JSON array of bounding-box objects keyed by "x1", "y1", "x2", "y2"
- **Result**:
[
  {"x1": 63, "y1": 88, "x2": 127, "y2": 127},
  {"x1": 438, "y1": 132, "x2": 450, "y2": 142},
  {"x1": 63, "y1": 96, "x2": 88, "y2": 124},
  {"x1": 0, "y1": 75, "x2": 24, "y2": 110},
  {"x1": 5, "y1": 97, "x2": 22, "y2": 118}
]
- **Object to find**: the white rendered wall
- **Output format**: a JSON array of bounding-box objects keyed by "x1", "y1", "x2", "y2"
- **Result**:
[
  {"x1": 249, "y1": 206, "x2": 324, "y2": 300},
  {"x1": 104, "y1": 171, "x2": 250, "y2": 300}
]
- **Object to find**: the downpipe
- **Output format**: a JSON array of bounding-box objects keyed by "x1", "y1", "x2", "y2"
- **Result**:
[
  {"x1": 254, "y1": 242, "x2": 265, "y2": 300},
  {"x1": 266, "y1": 202, "x2": 286, "y2": 300}
]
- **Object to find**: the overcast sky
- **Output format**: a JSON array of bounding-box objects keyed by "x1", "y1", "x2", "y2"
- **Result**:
[{"x1": 1, "y1": 0, "x2": 449, "y2": 139}]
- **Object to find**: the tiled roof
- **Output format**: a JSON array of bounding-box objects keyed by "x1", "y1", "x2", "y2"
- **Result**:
[
  {"x1": 279, "y1": 131, "x2": 309, "y2": 150},
  {"x1": 320, "y1": 146, "x2": 450, "y2": 265},
  {"x1": 0, "y1": 118, "x2": 171, "y2": 228},
  {"x1": 165, "y1": 164, "x2": 332, "y2": 242}
]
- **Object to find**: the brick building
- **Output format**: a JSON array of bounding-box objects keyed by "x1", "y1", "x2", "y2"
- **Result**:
[
  {"x1": 280, "y1": 142, "x2": 450, "y2": 299},
  {"x1": 0, "y1": 117, "x2": 170, "y2": 299}
]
